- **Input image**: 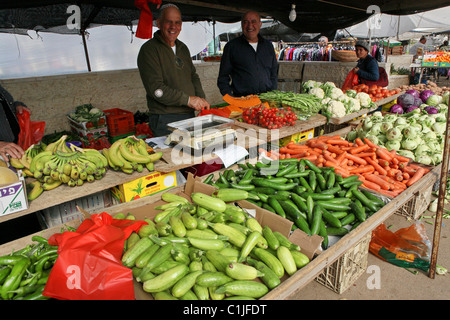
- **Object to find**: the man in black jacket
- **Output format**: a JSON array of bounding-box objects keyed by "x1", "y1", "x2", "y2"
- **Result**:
[
  {"x1": 217, "y1": 11, "x2": 278, "y2": 97},
  {"x1": 0, "y1": 84, "x2": 29, "y2": 161}
]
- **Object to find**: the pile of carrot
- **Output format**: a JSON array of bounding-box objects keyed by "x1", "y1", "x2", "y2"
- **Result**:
[{"x1": 259, "y1": 135, "x2": 430, "y2": 198}]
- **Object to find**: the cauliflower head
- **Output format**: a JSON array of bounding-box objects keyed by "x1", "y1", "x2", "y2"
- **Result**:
[
  {"x1": 329, "y1": 87, "x2": 344, "y2": 99},
  {"x1": 347, "y1": 98, "x2": 361, "y2": 113},
  {"x1": 326, "y1": 100, "x2": 346, "y2": 118},
  {"x1": 355, "y1": 92, "x2": 372, "y2": 107},
  {"x1": 310, "y1": 87, "x2": 325, "y2": 99}
]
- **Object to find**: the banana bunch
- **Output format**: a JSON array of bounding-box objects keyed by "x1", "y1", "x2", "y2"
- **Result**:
[
  {"x1": 26, "y1": 135, "x2": 109, "y2": 200},
  {"x1": 9, "y1": 142, "x2": 47, "y2": 177},
  {"x1": 103, "y1": 136, "x2": 162, "y2": 174}
]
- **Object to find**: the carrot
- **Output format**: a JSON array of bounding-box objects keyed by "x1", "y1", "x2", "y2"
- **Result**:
[
  {"x1": 323, "y1": 152, "x2": 338, "y2": 163},
  {"x1": 335, "y1": 151, "x2": 347, "y2": 164},
  {"x1": 325, "y1": 145, "x2": 344, "y2": 155},
  {"x1": 308, "y1": 142, "x2": 328, "y2": 150},
  {"x1": 301, "y1": 155, "x2": 318, "y2": 161},
  {"x1": 286, "y1": 143, "x2": 309, "y2": 150},
  {"x1": 365, "y1": 174, "x2": 393, "y2": 190},
  {"x1": 363, "y1": 138, "x2": 377, "y2": 148},
  {"x1": 340, "y1": 158, "x2": 349, "y2": 166},
  {"x1": 375, "y1": 148, "x2": 393, "y2": 161},
  {"x1": 406, "y1": 167, "x2": 426, "y2": 187},
  {"x1": 402, "y1": 172, "x2": 410, "y2": 180},
  {"x1": 354, "y1": 138, "x2": 364, "y2": 146},
  {"x1": 279, "y1": 154, "x2": 285, "y2": 159},
  {"x1": 313, "y1": 148, "x2": 323, "y2": 154},
  {"x1": 285, "y1": 153, "x2": 291, "y2": 159},
  {"x1": 327, "y1": 139, "x2": 349, "y2": 146},
  {"x1": 377, "y1": 189, "x2": 402, "y2": 198},
  {"x1": 394, "y1": 153, "x2": 412, "y2": 163},
  {"x1": 361, "y1": 180, "x2": 382, "y2": 191},
  {"x1": 349, "y1": 165, "x2": 375, "y2": 174},
  {"x1": 401, "y1": 165, "x2": 416, "y2": 176},
  {"x1": 354, "y1": 152, "x2": 376, "y2": 159},
  {"x1": 345, "y1": 153, "x2": 367, "y2": 165},
  {"x1": 279, "y1": 147, "x2": 309, "y2": 155},
  {"x1": 350, "y1": 144, "x2": 370, "y2": 154}
]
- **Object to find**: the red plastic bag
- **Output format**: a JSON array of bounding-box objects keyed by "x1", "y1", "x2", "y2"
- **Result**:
[
  {"x1": 342, "y1": 70, "x2": 359, "y2": 92},
  {"x1": 43, "y1": 212, "x2": 147, "y2": 300},
  {"x1": 17, "y1": 109, "x2": 45, "y2": 150},
  {"x1": 359, "y1": 67, "x2": 389, "y2": 88}
]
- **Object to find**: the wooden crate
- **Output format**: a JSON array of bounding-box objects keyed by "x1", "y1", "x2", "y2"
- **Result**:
[{"x1": 315, "y1": 232, "x2": 371, "y2": 294}]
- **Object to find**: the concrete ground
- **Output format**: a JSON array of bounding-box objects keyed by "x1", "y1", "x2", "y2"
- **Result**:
[{"x1": 291, "y1": 203, "x2": 450, "y2": 300}]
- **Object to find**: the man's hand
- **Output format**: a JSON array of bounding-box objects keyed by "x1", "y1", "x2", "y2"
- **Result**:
[
  {"x1": 16, "y1": 105, "x2": 31, "y2": 115},
  {"x1": 188, "y1": 96, "x2": 210, "y2": 111},
  {"x1": 353, "y1": 67, "x2": 359, "y2": 73},
  {"x1": 0, "y1": 141, "x2": 24, "y2": 162}
]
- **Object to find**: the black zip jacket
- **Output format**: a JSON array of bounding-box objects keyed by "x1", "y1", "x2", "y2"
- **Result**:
[{"x1": 217, "y1": 35, "x2": 278, "y2": 97}]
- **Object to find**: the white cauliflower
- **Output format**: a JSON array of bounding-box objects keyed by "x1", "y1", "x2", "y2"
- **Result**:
[
  {"x1": 347, "y1": 98, "x2": 361, "y2": 113},
  {"x1": 326, "y1": 100, "x2": 346, "y2": 118},
  {"x1": 355, "y1": 92, "x2": 372, "y2": 108},
  {"x1": 310, "y1": 87, "x2": 325, "y2": 99},
  {"x1": 329, "y1": 87, "x2": 344, "y2": 99},
  {"x1": 302, "y1": 80, "x2": 322, "y2": 93},
  {"x1": 337, "y1": 94, "x2": 350, "y2": 104}
]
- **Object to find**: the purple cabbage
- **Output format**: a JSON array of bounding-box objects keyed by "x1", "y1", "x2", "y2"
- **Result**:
[
  {"x1": 420, "y1": 90, "x2": 434, "y2": 103},
  {"x1": 406, "y1": 105, "x2": 419, "y2": 113},
  {"x1": 397, "y1": 93, "x2": 415, "y2": 108},
  {"x1": 406, "y1": 89, "x2": 420, "y2": 99},
  {"x1": 424, "y1": 106, "x2": 438, "y2": 114},
  {"x1": 390, "y1": 104, "x2": 404, "y2": 114},
  {"x1": 413, "y1": 97, "x2": 422, "y2": 106}
]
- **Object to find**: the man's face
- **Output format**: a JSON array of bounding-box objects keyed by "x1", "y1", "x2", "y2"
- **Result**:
[
  {"x1": 242, "y1": 12, "x2": 261, "y2": 43},
  {"x1": 157, "y1": 7, "x2": 182, "y2": 46}
]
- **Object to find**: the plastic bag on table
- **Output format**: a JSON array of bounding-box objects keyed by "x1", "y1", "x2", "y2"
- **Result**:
[
  {"x1": 43, "y1": 212, "x2": 147, "y2": 300},
  {"x1": 17, "y1": 109, "x2": 45, "y2": 150},
  {"x1": 369, "y1": 222, "x2": 432, "y2": 272},
  {"x1": 342, "y1": 70, "x2": 359, "y2": 92}
]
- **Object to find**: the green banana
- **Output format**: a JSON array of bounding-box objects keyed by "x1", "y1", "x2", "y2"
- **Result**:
[
  {"x1": 29, "y1": 151, "x2": 53, "y2": 173},
  {"x1": 27, "y1": 181, "x2": 44, "y2": 201},
  {"x1": 119, "y1": 144, "x2": 151, "y2": 164},
  {"x1": 43, "y1": 179, "x2": 62, "y2": 191}
]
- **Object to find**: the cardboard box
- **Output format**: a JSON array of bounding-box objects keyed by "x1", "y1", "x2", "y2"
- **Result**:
[
  {"x1": 0, "y1": 172, "x2": 28, "y2": 217},
  {"x1": 104, "y1": 174, "x2": 323, "y2": 300},
  {"x1": 111, "y1": 171, "x2": 177, "y2": 203},
  {"x1": 279, "y1": 128, "x2": 314, "y2": 147}
]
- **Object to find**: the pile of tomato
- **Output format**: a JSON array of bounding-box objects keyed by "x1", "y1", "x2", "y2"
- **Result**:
[
  {"x1": 351, "y1": 84, "x2": 401, "y2": 102},
  {"x1": 242, "y1": 104, "x2": 297, "y2": 129}
]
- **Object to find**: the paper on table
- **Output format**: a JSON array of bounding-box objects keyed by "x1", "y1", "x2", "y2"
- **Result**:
[
  {"x1": 145, "y1": 136, "x2": 170, "y2": 149},
  {"x1": 213, "y1": 144, "x2": 248, "y2": 168}
]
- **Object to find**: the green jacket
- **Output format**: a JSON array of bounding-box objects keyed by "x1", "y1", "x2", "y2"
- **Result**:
[{"x1": 137, "y1": 30, "x2": 205, "y2": 114}]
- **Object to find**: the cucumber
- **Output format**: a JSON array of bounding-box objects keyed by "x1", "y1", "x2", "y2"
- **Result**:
[
  {"x1": 171, "y1": 270, "x2": 203, "y2": 298},
  {"x1": 181, "y1": 211, "x2": 198, "y2": 230},
  {"x1": 246, "y1": 257, "x2": 281, "y2": 289},
  {"x1": 145, "y1": 243, "x2": 173, "y2": 271},
  {"x1": 169, "y1": 215, "x2": 187, "y2": 238},
  {"x1": 246, "y1": 218, "x2": 263, "y2": 233},
  {"x1": 179, "y1": 289, "x2": 199, "y2": 300},
  {"x1": 205, "y1": 250, "x2": 230, "y2": 273},
  {"x1": 239, "y1": 231, "x2": 261, "y2": 262},
  {"x1": 252, "y1": 248, "x2": 284, "y2": 278},
  {"x1": 162, "y1": 192, "x2": 190, "y2": 204},
  {"x1": 273, "y1": 231, "x2": 300, "y2": 251},
  {"x1": 193, "y1": 284, "x2": 209, "y2": 300},
  {"x1": 196, "y1": 271, "x2": 233, "y2": 287},
  {"x1": 121, "y1": 237, "x2": 153, "y2": 268},
  {"x1": 188, "y1": 238, "x2": 225, "y2": 251},
  {"x1": 215, "y1": 280, "x2": 269, "y2": 298},
  {"x1": 290, "y1": 250, "x2": 310, "y2": 268},
  {"x1": 143, "y1": 264, "x2": 189, "y2": 293},
  {"x1": 210, "y1": 223, "x2": 246, "y2": 247},
  {"x1": 276, "y1": 246, "x2": 297, "y2": 276},
  {"x1": 191, "y1": 193, "x2": 227, "y2": 212},
  {"x1": 138, "y1": 224, "x2": 158, "y2": 238},
  {"x1": 225, "y1": 262, "x2": 263, "y2": 280},
  {"x1": 153, "y1": 291, "x2": 179, "y2": 300},
  {"x1": 262, "y1": 225, "x2": 280, "y2": 250},
  {"x1": 135, "y1": 243, "x2": 159, "y2": 268}
]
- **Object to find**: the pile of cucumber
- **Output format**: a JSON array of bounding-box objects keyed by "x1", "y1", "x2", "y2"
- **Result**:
[
  {"x1": 119, "y1": 192, "x2": 310, "y2": 300},
  {"x1": 203, "y1": 158, "x2": 385, "y2": 249}
]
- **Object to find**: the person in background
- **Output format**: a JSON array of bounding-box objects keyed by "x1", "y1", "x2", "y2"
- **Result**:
[
  {"x1": 217, "y1": 11, "x2": 278, "y2": 97},
  {"x1": 137, "y1": 3, "x2": 210, "y2": 137},
  {"x1": 439, "y1": 40, "x2": 449, "y2": 51},
  {"x1": 353, "y1": 40, "x2": 379, "y2": 82},
  {"x1": 0, "y1": 84, "x2": 30, "y2": 161},
  {"x1": 409, "y1": 36, "x2": 427, "y2": 57}
]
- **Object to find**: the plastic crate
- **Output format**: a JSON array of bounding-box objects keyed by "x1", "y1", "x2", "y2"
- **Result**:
[
  {"x1": 104, "y1": 108, "x2": 135, "y2": 137},
  {"x1": 315, "y1": 233, "x2": 371, "y2": 294}
]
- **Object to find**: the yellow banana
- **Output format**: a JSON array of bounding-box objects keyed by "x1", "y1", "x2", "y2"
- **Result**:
[
  {"x1": 119, "y1": 144, "x2": 151, "y2": 164},
  {"x1": 30, "y1": 151, "x2": 53, "y2": 173},
  {"x1": 148, "y1": 151, "x2": 163, "y2": 163},
  {"x1": 9, "y1": 157, "x2": 24, "y2": 169},
  {"x1": 102, "y1": 148, "x2": 118, "y2": 170},
  {"x1": 27, "y1": 181, "x2": 44, "y2": 201},
  {"x1": 108, "y1": 140, "x2": 124, "y2": 167},
  {"x1": 83, "y1": 149, "x2": 108, "y2": 167}
]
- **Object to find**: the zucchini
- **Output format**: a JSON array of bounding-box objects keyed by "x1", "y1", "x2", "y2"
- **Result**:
[
  {"x1": 290, "y1": 250, "x2": 310, "y2": 268},
  {"x1": 215, "y1": 280, "x2": 269, "y2": 298},
  {"x1": 225, "y1": 262, "x2": 263, "y2": 280},
  {"x1": 188, "y1": 238, "x2": 225, "y2": 251},
  {"x1": 196, "y1": 271, "x2": 233, "y2": 287},
  {"x1": 252, "y1": 247, "x2": 284, "y2": 278},
  {"x1": 143, "y1": 264, "x2": 189, "y2": 293},
  {"x1": 191, "y1": 193, "x2": 227, "y2": 213},
  {"x1": 246, "y1": 257, "x2": 281, "y2": 289},
  {"x1": 171, "y1": 270, "x2": 203, "y2": 298},
  {"x1": 121, "y1": 237, "x2": 153, "y2": 268},
  {"x1": 209, "y1": 223, "x2": 246, "y2": 248},
  {"x1": 276, "y1": 246, "x2": 297, "y2": 276}
]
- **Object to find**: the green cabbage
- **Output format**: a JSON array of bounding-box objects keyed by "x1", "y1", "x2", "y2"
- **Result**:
[{"x1": 385, "y1": 140, "x2": 401, "y2": 151}]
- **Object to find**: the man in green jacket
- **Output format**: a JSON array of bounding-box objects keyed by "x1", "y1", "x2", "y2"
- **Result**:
[{"x1": 137, "y1": 4, "x2": 210, "y2": 137}]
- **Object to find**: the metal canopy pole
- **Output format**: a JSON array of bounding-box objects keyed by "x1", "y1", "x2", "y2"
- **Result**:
[
  {"x1": 429, "y1": 102, "x2": 450, "y2": 278},
  {"x1": 81, "y1": 29, "x2": 92, "y2": 72}
]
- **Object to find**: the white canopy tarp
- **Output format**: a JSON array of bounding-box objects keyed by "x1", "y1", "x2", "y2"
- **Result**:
[
  {"x1": 0, "y1": 21, "x2": 241, "y2": 79},
  {"x1": 339, "y1": 6, "x2": 450, "y2": 40}
]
